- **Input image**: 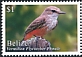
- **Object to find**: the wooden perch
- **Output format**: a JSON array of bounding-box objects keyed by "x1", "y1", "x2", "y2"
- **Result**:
[{"x1": 20, "y1": 36, "x2": 52, "y2": 51}]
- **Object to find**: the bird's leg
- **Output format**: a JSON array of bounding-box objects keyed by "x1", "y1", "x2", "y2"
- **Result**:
[
  {"x1": 33, "y1": 35, "x2": 41, "y2": 38},
  {"x1": 41, "y1": 36, "x2": 44, "y2": 39},
  {"x1": 33, "y1": 35, "x2": 37, "y2": 37}
]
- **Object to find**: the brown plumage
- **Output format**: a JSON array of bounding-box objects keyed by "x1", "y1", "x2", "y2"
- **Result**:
[{"x1": 23, "y1": 6, "x2": 66, "y2": 40}]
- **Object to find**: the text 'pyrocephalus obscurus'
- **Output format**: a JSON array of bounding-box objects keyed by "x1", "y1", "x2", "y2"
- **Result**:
[{"x1": 23, "y1": 6, "x2": 66, "y2": 40}]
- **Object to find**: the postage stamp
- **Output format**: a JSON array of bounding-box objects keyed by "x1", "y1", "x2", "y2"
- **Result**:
[{"x1": 1, "y1": 2, "x2": 81, "y2": 55}]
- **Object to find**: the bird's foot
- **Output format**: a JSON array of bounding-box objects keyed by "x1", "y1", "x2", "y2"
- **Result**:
[
  {"x1": 33, "y1": 35, "x2": 42, "y2": 38},
  {"x1": 33, "y1": 35, "x2": 37, "y2": 37}
]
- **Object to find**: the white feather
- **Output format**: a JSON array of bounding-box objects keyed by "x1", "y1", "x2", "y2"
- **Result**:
[{"x1": 46, "y1": 13, "x2": 58, "y2": 31}]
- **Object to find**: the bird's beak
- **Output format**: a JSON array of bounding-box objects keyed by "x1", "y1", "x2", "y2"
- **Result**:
[{"x1": 59, "y1": 11, "x2": 66, "y2": 14}]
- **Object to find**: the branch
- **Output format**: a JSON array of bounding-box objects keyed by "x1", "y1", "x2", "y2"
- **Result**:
[{"x1": 20, "y1": 36, "x2": 52, "y2": 51}]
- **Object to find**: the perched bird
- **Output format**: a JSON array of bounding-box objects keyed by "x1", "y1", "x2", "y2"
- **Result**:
[{"x1": 23, "y1": 6, "x2": 66, "y2": 41}]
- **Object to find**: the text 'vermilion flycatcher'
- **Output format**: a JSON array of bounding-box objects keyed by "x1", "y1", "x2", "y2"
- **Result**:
[{"x1": 23, "y1": 6, "x2": 66, "y2": 40}]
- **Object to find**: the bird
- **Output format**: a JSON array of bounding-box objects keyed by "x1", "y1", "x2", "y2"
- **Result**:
[{"x1": 23, "y1": 6, "x2": 66, "y2": 41}]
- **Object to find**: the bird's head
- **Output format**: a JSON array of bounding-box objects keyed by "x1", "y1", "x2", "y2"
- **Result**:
[{"x1": 42, "y1": 6, "x2": 66, "y2": 16}]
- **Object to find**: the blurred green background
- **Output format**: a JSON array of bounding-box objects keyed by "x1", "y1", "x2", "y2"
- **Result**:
[{"x1": 6, "y1": 5, "x2": 77, "y2": 51}]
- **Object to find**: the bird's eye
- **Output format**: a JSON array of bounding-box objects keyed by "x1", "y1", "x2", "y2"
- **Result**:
[{"x1": 51, "y1": 10, "x2": 57, "y2": 12}]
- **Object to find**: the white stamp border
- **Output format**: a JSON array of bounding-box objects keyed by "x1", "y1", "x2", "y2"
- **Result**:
[{"x1": 1, "y1": 2, "x2": 81, "y2": 55}]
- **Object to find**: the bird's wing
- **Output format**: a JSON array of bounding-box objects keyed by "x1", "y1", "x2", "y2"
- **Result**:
[{"x1": 24, "y1": 16, "x2": 46, "y2": 36}]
